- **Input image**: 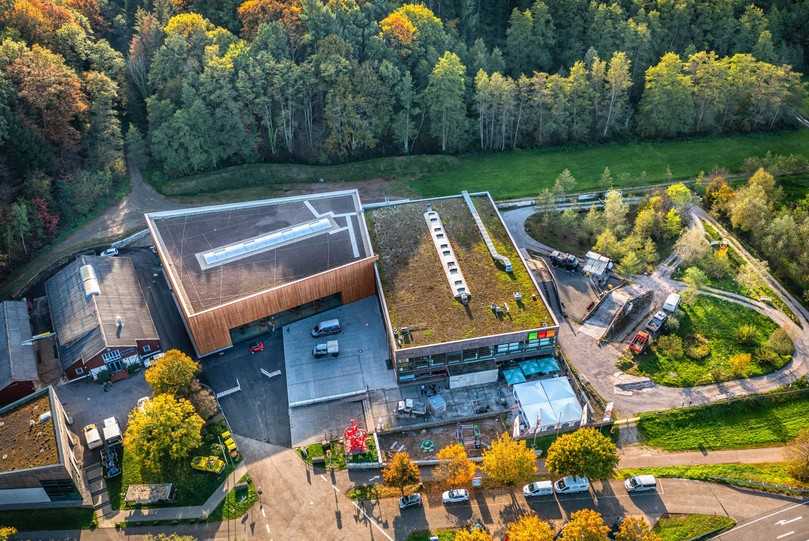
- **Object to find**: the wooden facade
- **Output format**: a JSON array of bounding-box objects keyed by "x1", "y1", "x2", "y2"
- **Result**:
[{"x1": 183, "y1": 256, "x2": 378, "y2": 356}]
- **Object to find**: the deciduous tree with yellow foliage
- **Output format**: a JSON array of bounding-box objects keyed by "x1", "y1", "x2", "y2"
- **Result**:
[
  {"x1": 560, "y1": 509, "x2": 610, "y2": 541},
  {"x1": 435, "y1": 443, "x2": 476, "y2": 489},
  {"x1": 507, "y1": 515, "x2": 554, "y2": 541},
  {"x1": 145, "y1": 349, "x2": 200, "y2": 395},
  {"x1": 480, "y1": 433, "x2": 536, "y2": 487}
]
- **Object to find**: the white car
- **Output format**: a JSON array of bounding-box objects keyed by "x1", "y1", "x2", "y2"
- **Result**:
[
  {"x1": 399, "y1": 494, "x2": 422, "y2": 509},
  {"x1": 441, "y1": 489, "x2": 469, "y2": 504},
  {"x1": 522, "y1": 480, "x2": 554, "y2": 497},
  {"x1": 100, "y1": 247, "x2": 118, "y2": 257}
]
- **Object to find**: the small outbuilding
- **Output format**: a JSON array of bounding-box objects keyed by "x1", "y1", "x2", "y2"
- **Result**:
[
  {"x1": 513, "y1": 376, "x2": 584, "y2": 434},
  {"x1": 0, "y1": 300, "x2": 38, "y2": 406}
]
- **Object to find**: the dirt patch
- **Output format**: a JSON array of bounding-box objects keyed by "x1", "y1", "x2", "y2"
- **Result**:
[
  {"x1": 378, "y1": 417, "x2": 509, "y2": 461},
  {"x1": 0, "y1": 394, "x2": 59, "y2": 472}
]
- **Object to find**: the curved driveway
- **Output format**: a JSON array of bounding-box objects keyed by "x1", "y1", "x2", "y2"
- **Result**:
[{"x1": 501, "y1": 206, "x2": 809, "y2": 416}]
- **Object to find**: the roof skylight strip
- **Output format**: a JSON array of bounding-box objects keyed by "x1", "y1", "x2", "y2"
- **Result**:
[{"x1": 196, "y1": 216, "x2": 337, "y2": 270}]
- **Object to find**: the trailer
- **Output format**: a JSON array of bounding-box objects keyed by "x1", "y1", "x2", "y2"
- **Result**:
[{"x1": 629, "y1": 331, "x2": 651, "y2": 354}]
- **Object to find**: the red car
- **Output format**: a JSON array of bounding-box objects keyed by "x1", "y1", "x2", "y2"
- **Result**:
[{"x1": 249, "y1": 341, "x2": 265, "y2": 354}]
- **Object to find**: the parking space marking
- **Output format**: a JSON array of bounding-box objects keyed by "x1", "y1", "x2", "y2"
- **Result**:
[
  {"x1": 776, "y1": 531, "x2": 795, "y2": 539},
  {"x1": 260, "y1": 368, "x2": 282, "y2": 379}
]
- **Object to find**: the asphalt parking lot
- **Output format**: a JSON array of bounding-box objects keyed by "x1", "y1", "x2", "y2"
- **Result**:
[
  {"x1": 283, "y1": 296, "x2": 396, "y2": 407},
  {"x1": 57, "y1": 374, "x2": 151, "y2": 465},
  {"x1": 201, "y1": 330, "x2": 292, "y2": 447}
]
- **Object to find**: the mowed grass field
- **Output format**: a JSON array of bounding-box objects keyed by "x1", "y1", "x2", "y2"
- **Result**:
[
  {"x1": 154, "y1": 130, "x2": 809, "y2": 201},
  {"x1": 637, "y1": 390, "x2": 809, "y2": 451}
]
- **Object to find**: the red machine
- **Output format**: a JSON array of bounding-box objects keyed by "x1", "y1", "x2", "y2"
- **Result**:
[
  {"x1": 344, "y1": 419, "x2": 368, "y2": 455},
  {"x1": 629, "y1": 331, "x2": 650, "y2": 354},
  {"x1": 249, "y1": 341, "x2": 265, "y2": 354}
]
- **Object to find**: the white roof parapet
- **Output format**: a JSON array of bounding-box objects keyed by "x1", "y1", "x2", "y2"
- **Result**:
[
  {"x1": 424, "y1": 209, "x2": 471, "y2": 304},
  {"x1": 462, "y1": 190, "x2": 512, "y2": 272}
]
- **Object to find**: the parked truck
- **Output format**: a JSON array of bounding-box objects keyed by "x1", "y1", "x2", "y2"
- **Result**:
[
  {"x1": 645, "y1": 311, "x2": 668, "y2": 336},
  {"x1": 629, "y1": 331, "x2": 651, "y2": 354}
]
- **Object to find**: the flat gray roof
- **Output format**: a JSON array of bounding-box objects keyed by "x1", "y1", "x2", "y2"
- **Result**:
[
  {"x1": 146, "y1": 191, "x2": 371, "y2": 314},
  {"x1": 282, "y1": 296, "x2": 396, "y2": 407},
  {"x1": 0, "y1": 300, "x2": 36, "y2": 389}
]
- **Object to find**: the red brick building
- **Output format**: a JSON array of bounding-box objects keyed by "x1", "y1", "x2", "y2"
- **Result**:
[{"x1": 0, "y1": 300, "x2": 38, "y2": 406}]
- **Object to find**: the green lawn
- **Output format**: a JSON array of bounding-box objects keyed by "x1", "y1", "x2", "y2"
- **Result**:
[
  {"x1": 153, "y1": 130, "x2": 809, "y2": 201},
  {"x1": 208, "y1": 474, "x2": 258, "y2": 521},
  {"x1": 619, "y1": 463, "x2": 808, "y2": 493},
  {"x1": 525, "y1": 212, "x2": 595, "y2": 256},
  {"x1": 107, "y1": 423, "x2": 238, "y2": 510},
  {"x1": 653, "y1": 514, "x2": 735, "y2": 541},
  {"x1": 0, "y1": 508, "x2": 97, "y2": 530},
  {"x1": 637, "y1": 390, "x2": 809, "y2": 451},
  {"x1": 781, "y1": 173, "x2": 809, "y2": 202},
  {"x1": 635, "y1": 296, "x2": 788, "y2": 386}
]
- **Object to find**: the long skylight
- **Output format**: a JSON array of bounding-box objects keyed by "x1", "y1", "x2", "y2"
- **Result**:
[{"x1": 196, "y1": 216, "x2": 337, "y2": 270}]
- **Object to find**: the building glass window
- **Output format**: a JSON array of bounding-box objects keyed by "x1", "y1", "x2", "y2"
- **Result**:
[
  {"x1": 463, "y1": 348, "x2": 478, "y2": 361},
  {"x1": 40, "y1": 479, "x2": 81, "y2": 501},
  {"x1": 102, "y1": 350, "x2": 122, "y2": 363},
  {"x1": 430, "y1": 353, "x2": 447, "y2": 366},
  {"x1": 447, "y1": 351, "x2": 462, "y2": 364},
  {"x1": 143, "y1": 344, "x2": 151, "y2": 353},
  {"x1": 477, "y1": 346, "x2": 493, "y2": 359}
]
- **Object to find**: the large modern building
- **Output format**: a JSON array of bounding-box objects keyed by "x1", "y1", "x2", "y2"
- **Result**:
[
  {"x1": 0, "y1": 387, "x2": 84, "y2": 509},
  {"x1": 366, "y1": 192, "x2": 559, "y2": 386},
  {"x1": 46, "y1": 255, "x2": 161, "y2": 380},
  {"x1": 146, "y1": 191, "x2": 377, "y2": 357}
]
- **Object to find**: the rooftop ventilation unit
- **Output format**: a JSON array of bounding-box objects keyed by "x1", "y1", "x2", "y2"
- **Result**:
[
  {"x1": 424, "y1": 209, "x2": 470, "y2": 304},
  {"x1": 461, "y1": 191, "x2": 512, "y2": 272},
  {"x1": 196, "y1": 215, "x2": 338, "y2": 270},
  {"x1": 79, "y1": 264, "x2": 101, "y2": 297}
]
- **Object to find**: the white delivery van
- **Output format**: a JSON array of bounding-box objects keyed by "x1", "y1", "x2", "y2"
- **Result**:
[
  {"x1": 662, "y1": 293, "x2": 681, "y2": 313},
  {"x1": 624, "y1": 474, "x2": 657, "y2": 493},
  {"x1": 523, "y1": 480, "x2": 554, "y2": 497},
  {"x1": 83, "y1": 424, "x2": 103, "y2": 450},
  {"x1": 554, "y1": 476, "x2": 590, "y2": 494},
  {"x1": 102, "y1": 416, "x2": 122, "y2": 446},
  {"x1": 311, "y1": 319, "x2": 341, "y2": 337}
]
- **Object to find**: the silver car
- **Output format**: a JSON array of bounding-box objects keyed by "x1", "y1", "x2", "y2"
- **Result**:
[{"x1": 399, "y1": 493, "x2": 422, "y2": 509}]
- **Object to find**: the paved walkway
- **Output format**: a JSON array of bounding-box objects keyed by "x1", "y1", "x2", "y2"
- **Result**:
[
  {"x1": 95, "y1": 464, "x2": 249, "y2": 528},
  {"x1": 618, "y1": 445, "x2": 788, "y2": 468}
]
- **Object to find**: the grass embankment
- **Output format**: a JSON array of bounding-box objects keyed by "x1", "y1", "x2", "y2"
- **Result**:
[
  {"x1": 619, "y1": 463, "x2": 809, "y2": 494},
  {"x1": 107, "y1": 423, "x2": 238, "y2": 510},
  {"x1": 637, "y1": 389, "x2": 809, "y2": 451},
  {"x1": 153, "y1": 130, "x2": 809, "y2": 201},
  {"x1": 0, "y1": 508, "x2": 97, "y2": 530},
  {"x1": 406, "y1": 530, "x2": 457, "y2": 541},
  {"x1": 635, "y1": 296, "x2": 788, "y2": 386},
  {"x1": 653, "y1": 514, "x2": 735, "y2": 541},
  {"x1": 208, "y1": 475, "x2": 258, "y2": 521}
]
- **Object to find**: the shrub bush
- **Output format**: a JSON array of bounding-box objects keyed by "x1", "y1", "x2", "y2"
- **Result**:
[
  {"x1": 655, "y1": 335, "x2": 684, "y2": 360},
  {"x1": 729, "y1": 352, "x2": 753, "y2": 376},
  {"x1": 767, "y1": 328, "x2": 795, "y2": 356},
  {"x1": 665, "y1": 314, "x2": 680, "y2": 332},
  {"x1": 685, "y1": 335, "x2": 711, "y2": 360},
  {"x1": 736, "y1": 324, "x2": 758, "y2": 345}
]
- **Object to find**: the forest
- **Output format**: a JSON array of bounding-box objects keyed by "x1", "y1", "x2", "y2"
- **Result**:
[{"x1": 0, "y1": 0, "x2": 807, "y2": 282}]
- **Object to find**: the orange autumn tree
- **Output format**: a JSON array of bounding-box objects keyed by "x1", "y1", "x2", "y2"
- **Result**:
[
  {"x1": 237, "y1": 0, "x2": 303, "y2": 41},
  {"x1": 380, "y1": 11, "x2": 416, "y2": 46},
  {"x1": 435, "y1": 443, "x2": 476, "y2": 489},
  {"x1": 0, "y1": 0, "x2": 77, "y2": 44},
  {"x1": 5, "y1": 44, "x2": 89, "y2": 150}
]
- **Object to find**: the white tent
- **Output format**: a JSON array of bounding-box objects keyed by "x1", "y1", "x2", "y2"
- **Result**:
[
  {"x1": 540, "y1": 377, "x2": 577, "y2": 401},
  {"x1": 513, "y1": 377, "x2": 583, "y2": 433}
]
